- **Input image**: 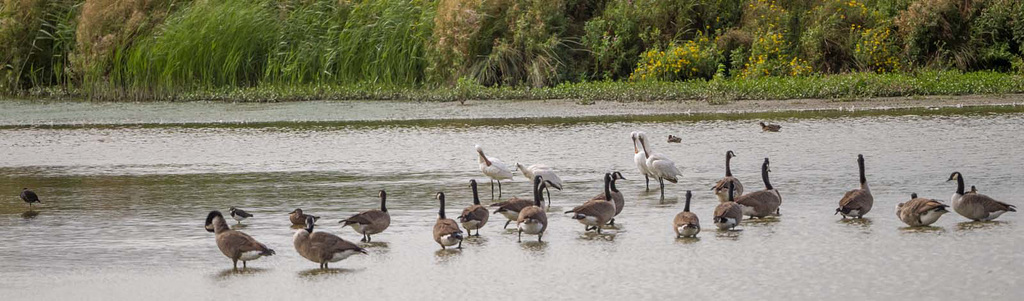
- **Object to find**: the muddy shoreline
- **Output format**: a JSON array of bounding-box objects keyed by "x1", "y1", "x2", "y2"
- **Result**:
[{"x1": 2, "y1": 94, "x2": 1023, "y2": 127}]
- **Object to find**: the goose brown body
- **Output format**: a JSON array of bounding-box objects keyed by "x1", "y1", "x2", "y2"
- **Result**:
[
  {"x1": 567, "y1": 173, "x2": 616, "y2": 233},
  {"x1": 712, "y1": 151, "x2": 743, "y2": 203},
  {"x1": 896, "y1": 194, "x2": 949, "y2": 227},
  {"x1": 458, "y1": 179, "x2": 489, "y2": 235},
  {"x1": 948, "y1": 172, "x2": 1016, "y2": 221},
  {"x1": 735, "y1": 158, "x2": 782, "y2": 218},
  {"x1": 340, "y1": 190, "x2": 391, "y2": 242},
  {"x1": 673, "y1": 191, "x2": 700, "y2": 237},
  {"x1": 433, "y1": 192, "x2": 464, "y2": 249},
  {"x1": 837, "y1": 155, "x2": 872, "y2": 218},
  {"x1": 204, "y1": 211, "x2": 275, "y2": 269},
  {"x1": 294, "y1": 216, "x2": 366, "y2": 269},
  {"x1": 517, "y1": 176, "x2": 549, "y2": 242}
]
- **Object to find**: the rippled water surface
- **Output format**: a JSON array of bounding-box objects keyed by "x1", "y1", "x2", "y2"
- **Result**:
[{"x1": 2, "y1": 110, "x2": 1022, "y2": 300}]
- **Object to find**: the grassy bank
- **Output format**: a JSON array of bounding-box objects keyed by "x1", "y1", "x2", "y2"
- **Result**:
[
  {"x1": 2, "y1": 0, "x2": 1023, "y2": 101},
  {"x1": 18, "y1": 70, "x2": 1024, "y2": 102}
]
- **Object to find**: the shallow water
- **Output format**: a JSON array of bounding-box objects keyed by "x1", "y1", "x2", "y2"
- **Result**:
[{"x1": 1, "y1": 110, "x2": 1022, "y2": 300}]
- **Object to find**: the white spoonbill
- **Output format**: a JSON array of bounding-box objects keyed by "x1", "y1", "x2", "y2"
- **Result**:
[
  {"x1": 631, "y1": 132, "x2": 653, "y2": 190},
  {"x1": 476, "y1": 144, "x2": 513, "y2": 199},
  {"x1": 515, "y1": 162, "x2": 563, "y2": 202},
  {"x1": 637, "y1": 132, "x2": 683, "y2": 199}
]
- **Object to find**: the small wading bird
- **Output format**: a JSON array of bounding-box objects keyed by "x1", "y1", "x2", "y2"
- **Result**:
[
  {"x1": 476, "y1": 145, "x2": 513, "y2": 199},
  {"x1": 433, "y1": 192, "x2": 464, "y2": 249},
  {"x1": 458, "y1": 180, "x2": 489, "y2": 236},
  {"x1": 565, "y1": 173, "x2": 616, "y2": 234},
  {"x1": 836, "y1": 154, "x2": 873, "y2": 219},
  {"x1": 637, "y1": 132, "x2": 683, "y2": 199},
  {"x1": 339, "y1": 190, "x2": 391, "y2": 242},
  {"x1": 735, "y1": 158, "x2": 783, "y2": 218},
  {"x1": 712, "y1": 151, "x2": 743, "y2": 203},
  {"x1": 517, "y1": 176, "x2": 549, "y2": 242},
  {"x1": 947, "y1": 172, "x2": 1016, "y2": 221},
  {"x1": 515, "y1": 162, "x2": 563, "y2": 201},
  {"x1": 228, "y1": 207, "x2": 253, "y2": 224},
  {"x1": 713, "y1": 182, "x2": 744, "y2": 230},
  {"x1": 294, "y1": 216, "x2": 367, "y2": 269},
  {"x1": 673, "y1": 190, "x2": 700, "y2": 238},
  {"x1": 760, "y1": 122, "x2": 781, "y2": 132},
  {"x1": 289, "y1": 208, "x2": 320, "y2": 226},
  {"x1": 20, "y1": 188, "x2": 41, "y2": 208},
  {"x1": 896, "y1": 193, "x2": 949, "y2": 227},
  {"x1": 631, "y1": 131, "x2": 653, "y2": 190},
  {"x1": 204, "y1": 211, "x2": 275, "y2": 270}
]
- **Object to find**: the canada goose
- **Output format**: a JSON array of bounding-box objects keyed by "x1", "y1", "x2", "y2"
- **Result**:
[
  {"x1": 836, "y1": 154, "x2": 872, "y2": 219},
  {"x1": 895, "y1": 193, "x2": 949, "y2": 227},
  {"x1": 735, "y1": 158, "x2": 783, "y2": 218},
  {"x1": 947, "y1": 172, "x2": 1016, "y2": 221},
  {"x1": 637, "y1": 132, "x2": 683, "y2": 199},
  {"x1": 517, "y1": 175, "x2": 549, "y2": 242},
  {"x1": 294, "y1": 216, "x2": 367, "y2": 269},
  {"x1": 476, "y1": 144, "x2": 514, "y2": 199},
  {"x1": 759, "y1": 122, "x2": 781, "y2": 132},
  {"x1": 20, "y1": 188, "x2": 40, "y2": 207},
  {"x1": 565, "y1": 173, "x2": 616, "y2": 233},
  {"x1": 713, "y1": 182, "x2": 744, "y2": 230},
  {"x1": 491, "y1": 183, "x2": 550, "y2": 229},
  {"x1": 667, "y1": 135, "x2": 682, "y2": 143},
  {"x1": 339, "y1": 190, "x2": 391, "y2": 242},
  {"x1": 289, "y1": 208, "x2": 320, "y2": 226},
  {"x1": 712, "y1": 151, "x2": 744, "y2": 203},
  {"x1": 591, "y1": 171, "x2": 626, "y2": 225},
  {"x1": 632, "y1": 131, "x2": 653, "y2": 190},
  {"x1": 674, "y1": 190, "x2": 700, "y2": 237},
  {"x1": 228, "y1": 207, "x2": 253, "y2": 224},
  {"x1": 458, "y1": 180, "x2": 490, "y2": 236},
  {"x1": 515, "y1": 162, "x2": 564, "y2": 201},
  {"x1": 433, "y1": 192, "x2": 464, "y2": 249},
  {"x1": 204, "y1": 210, "x2": 275, "y2": 270}
]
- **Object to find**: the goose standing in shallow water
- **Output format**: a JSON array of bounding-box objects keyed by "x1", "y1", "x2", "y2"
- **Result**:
[
  {"x1": 20, "y1": 188, "x2": 40, "y2": 207},
  {"x1": 289, "y1": 208, "x2": 320, "y2": 226},
  {"x1": 516, "y1": 162, "x2": 563, "y2": 201},
  {"x1": 458, "y1": 180, "x2": 489, "y2": 236},
  {"x1": 590, "y1": 172, "x2": 626, "y2": 225},
  {"x1": 565, "y1": 173, "x2": 616, "y2": 234},
  {"x1": 228, "y1": 207, "x2": 252, "y2": 224},
  {"x1": 491, "y1": 182, "x2": 549, "y2": 229},
  {"x1": 476, "y1": 145, "x2": 514, "y2": 199},
  {"x1": 517, "y1": 176, "x2": 549, "y2": 242},
  {"x1": 339, "y1": 190, "x2": 391, "y2": 242},
  {"x1": 836, "y1": 154, "x2": 872, "y2": 219},
  {"x1": 294, "y1": 216, "x2": 366, "y2": 269},
  {"x1": 637, "y1": 132, "x2": 683, "y2": 199},
  {"x1": 735, "y1": 158, "x2": 783, "y2": 218},
  {"x1": 204, "y1": 211, "x2": 275, "y2": 270},
  {"x1": 673, "y1": 190, "x2": 700, "y2": 237},
  {"x1": 631, "y1": 132, "x2": 653, "y2": 190},
  {"x1": 896, "y1": 193, "x2": 949, "y2": 227},
  {"x1": 712, "y1": 151, "x2": 743, "y2": 203},
  {"x1": 947, "y1": 172, "x2": 1016, "y2": 221},
  {"x1": 433, "y1": 192, "x2": 464, "y2": 249},
  {"x1": 713, "y1": 182, "x2": 744, "y2": 230}
]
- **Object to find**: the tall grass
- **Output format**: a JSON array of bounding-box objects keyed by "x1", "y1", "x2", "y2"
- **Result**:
[{"x1": 111, "y1": 0, "x2": 277, "y2": 92}]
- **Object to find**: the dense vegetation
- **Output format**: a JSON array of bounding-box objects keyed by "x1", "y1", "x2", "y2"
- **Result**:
[{"x1": 1, "y1": 0, "x2": 1022, "y2": 101}]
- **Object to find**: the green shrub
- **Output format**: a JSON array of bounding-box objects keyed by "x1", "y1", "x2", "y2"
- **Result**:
[
  {"x1": 895, "y1": 0, "x2": 977, "y2": 70},
  {"x1": 0, "y1": 0, "x2": 79, "y2": 92},
  {"x1": 73, "y1": 0, "x2": 180, "y2": 86},
  {"x1": 799, "y1": 0, "x2": 885, "y2": 73},
  {"x1": 971, "y1": 0, "x2": 1022, "y2": 71},
  {"x1": 740, "y1": 0, "x2": 812, "y2": 77}
]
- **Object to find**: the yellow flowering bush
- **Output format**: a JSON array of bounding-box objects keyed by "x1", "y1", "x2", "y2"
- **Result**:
[
  {"x1": 629, "y1": 33, "x2": 719, "y2": 81},
  {"x1": 799, "y1": 0, "x2": 885, "y2": 73},
  {"x1": 853, "y1": 25, "x2": 901, "y2": 73},
  {"x1": 738, "y1": 0, "x2": 811, "y2": 78}
]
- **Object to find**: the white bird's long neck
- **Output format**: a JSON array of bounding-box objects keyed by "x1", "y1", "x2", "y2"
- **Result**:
[{"x1": 478, "y1": 150, "x2": 491, "y2": 165}]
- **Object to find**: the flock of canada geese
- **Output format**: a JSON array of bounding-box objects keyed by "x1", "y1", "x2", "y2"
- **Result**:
[{"x1": 16, "y1": 124, "x2": 1018, "y2": 270}]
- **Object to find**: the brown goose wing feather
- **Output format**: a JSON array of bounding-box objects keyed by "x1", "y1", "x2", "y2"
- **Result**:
[
  {"x1": 674, "y1": 212, "x2": 699, "y2": 227},
  {"x1": 961, "y1": 193, "x2": 1016, "y2": 212},
  {"x1": 736, "y1": 190, "x2": 782, "y2": 216}
]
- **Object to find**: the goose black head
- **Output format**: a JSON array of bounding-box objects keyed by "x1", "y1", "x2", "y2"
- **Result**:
[
  {"x1": 764, "y1": 158, "x2": 771, "y2": 172},
  {"x1": 304, "y1": 216, "x2": 315, "y2": 233},
  {"x1": 911, "y1": 193, "x2": 918, "y2": 199},
  {"x1": 947, "y1": 171, "x2": 961, "y2": 182},
  {"x1": 727, "y1": 150, "x2": 735, "y2": 158},
  {"x1": 205, "y1": 211, "x2": 223, "y2": 233},
  {"x1": 611, "y1": 171, "x2": 626, "y2": 180}
]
